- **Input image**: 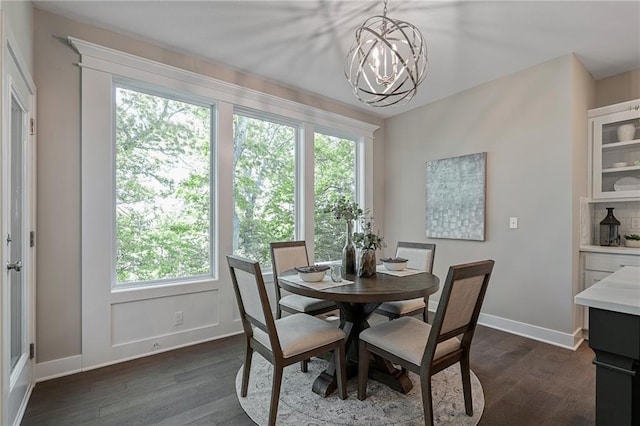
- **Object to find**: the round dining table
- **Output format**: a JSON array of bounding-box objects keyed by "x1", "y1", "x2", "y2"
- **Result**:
[{"x1": 279, "y1": 269, "x2": 440, "y2": 397}]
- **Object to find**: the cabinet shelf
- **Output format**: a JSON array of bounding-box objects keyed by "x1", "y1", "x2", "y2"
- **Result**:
[
  {"x1": 602, "y1": 165, "x2": 640, "y2": 173},
  {"x1": 602, "y1": 139, "x2": 640, "y2": 150}
]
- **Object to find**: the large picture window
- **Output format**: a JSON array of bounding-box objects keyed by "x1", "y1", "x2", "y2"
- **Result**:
[
  {"x1": 314, "y1": 132, "x2": 357, "y2": 262},
  {"x1": 115, "y1": 86, "x2": 213, "y2": 284},
  {"x1": 232, "y1": 112, "x2": 296, "y2": 265}
]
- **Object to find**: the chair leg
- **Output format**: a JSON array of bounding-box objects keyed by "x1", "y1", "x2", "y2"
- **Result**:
[
  {"x1": 460, "y1": 354, "x2": 473, "y2": 416},
  {"x1": 268, "y1": 364, "x2": 283, "y2": 426},
  {"x1": 300, "y1": 358, "x2": 309, "y2": 372},
  {"x1": 357, "y1": 340, "x2": 370, "y2": 400},
  {"x1": 335, "y1": 342, "x2": 347, "y2": 400},
  {"x1": 423, "y1": 297, "x2": 430, "y2": 323},
  {"x1": 420, "y1": 374, "x2": 434, "y2": 426},
  {"x1": 241, "y1": 344, "x2": 253, "y2": 397}
]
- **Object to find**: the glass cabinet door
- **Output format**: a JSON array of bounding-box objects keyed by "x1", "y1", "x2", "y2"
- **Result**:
[{"x1": 591, "y1": 107, "x2": 640, "y2": 200}]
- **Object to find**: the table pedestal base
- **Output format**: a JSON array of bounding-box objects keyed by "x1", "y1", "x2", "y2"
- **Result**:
[{"x1": 312, "y1": 301, "x2": 414, "y2": 397}]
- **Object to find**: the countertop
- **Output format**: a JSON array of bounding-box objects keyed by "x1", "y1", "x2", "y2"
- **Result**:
[
  {"x1": 575, "y1": 266, "x2": 640, "y2": 316},
  {"x1": 580, "y1": 245, "x2": 640, "y2": 256}
]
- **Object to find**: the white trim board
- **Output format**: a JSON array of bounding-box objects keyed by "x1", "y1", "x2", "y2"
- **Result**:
[
  {"x1": 35, "y1": 355, "x2": 82, "y2": 383},
  {"x1": 67, "y1": 37, "x2": 379, "y2": 139},
  {"x1": 428, "y1": 301, "x2": 584, "y2": 350},
  {"x1": 36, "y1": 329, "x2": 244, "y2": 382}
]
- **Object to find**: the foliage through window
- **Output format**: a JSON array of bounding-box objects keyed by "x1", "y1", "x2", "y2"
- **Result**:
[
  {"x1": 115, "y1": 87, "x2": 212, "y2": 284},
  {"x1": 233, "y1": 113, "x2": 296, "y2": 265},
  {"x1": 314, "y1": 133, "x2": 357, "y2": 262}
]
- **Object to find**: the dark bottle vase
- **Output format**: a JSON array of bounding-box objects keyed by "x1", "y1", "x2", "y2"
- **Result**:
[
  {"x1": 342, "y1": 221, "x2": 355, "y2": 277},
  {"x1": 599, "y1": 207, "x2": 621, "y2": 247},
  {"x1": 357, "y1": 249, "x2": 377, "y2": 278}
]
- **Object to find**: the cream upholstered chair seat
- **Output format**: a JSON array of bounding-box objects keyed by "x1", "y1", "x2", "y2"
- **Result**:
[
  {"x1": 359, "y1": 260, "x2": 495, "y2": 426},
  {"x1": 279, "y1": 294, "x2": 335, "y2": 314},
  {"x1": 253, "y1": 313, "x2": 345, "y2": 358},
  {"x1": 359, "y1": 316, "x2": 460, "y2": 366},
  {"x1": 376, "y1": 298, "x2": 426, "y2": 316},
  {"x1": 377, "y1": 242, "x2": 436, "y2": 322}
]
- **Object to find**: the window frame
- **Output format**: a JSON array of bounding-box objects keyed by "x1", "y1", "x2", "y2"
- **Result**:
[
  {"x1": 231, "y1": 107, "x2": 300, "y2": 265},
  {"x1": 112, "y1": 80, "x2": 217, "y2": 288}
]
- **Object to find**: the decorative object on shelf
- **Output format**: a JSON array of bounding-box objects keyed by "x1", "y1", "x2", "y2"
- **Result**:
[
  {"x1": 344, "y1": 0, "x2": 428, "y2": 107},
  {"x1": 426, "y1": 152, "x2": 487, "y2": 241},
  {"x1": 353, "y1": 215, "x2": 385, "y2": 277},
  {"x1": 325, "y1": 196, "x2": 363, "y2": 277},
  {"x1": 599, "y1": 207, "x2": 621, "y2": 247},
  {"x1": 613, "y1": 176, "x2": 640, "y2": 192},
  {"x1": 617, "y1": 123, "x2": 636, "y2": 142},
  {"x1": 612, "y1": 161, "x2": 628, "y2": 168},
  {"x1": 623, "y1": 234, "x2": 640, "y2": 248}
]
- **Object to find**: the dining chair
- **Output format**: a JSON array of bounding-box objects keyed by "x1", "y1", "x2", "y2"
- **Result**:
[
  {"x1": 270, "y1": 241, "x2": 337, "y2": 319},
  {"x1": 358, "y1": 259, "x2": 495, "y2": 426},
  {"x1": 227, "y1": 255, "x2": 347, "y2": 426},
  {"x1": 376, "y1": 241, "x2": 436, "y2": 322}
]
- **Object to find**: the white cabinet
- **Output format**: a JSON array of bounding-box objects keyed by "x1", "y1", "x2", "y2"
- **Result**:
[
  {"x1": 580, "y1": 251, "x2": 640, "y2": 330},
  {"x1": 589, "y1": 99, "x2": 640, "y2": 200}
]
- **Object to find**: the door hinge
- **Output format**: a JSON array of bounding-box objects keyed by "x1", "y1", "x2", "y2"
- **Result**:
[
  {"x1": 30, "y1": 118, "x2": 35, "y2": 135},
  {"x1": 30, "y1": 231, "x2": 35, "y2": 248},
  {"x1": 29, "y1": 343, "x2": 35, "y2": 359}
]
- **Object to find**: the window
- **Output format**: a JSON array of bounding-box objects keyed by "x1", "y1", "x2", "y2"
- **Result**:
[
  {"x1": 115, "y1": 86, "x2": 213, "y2": 284},
  {"x1": 314, "y1": 132, "x2": 357, "y2": 262},
  {"x1": 232, "y1": 112, "x2": 296, "y2": 265}
]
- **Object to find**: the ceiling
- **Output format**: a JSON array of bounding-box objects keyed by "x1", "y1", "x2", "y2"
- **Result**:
[{"x1": 34, "y1": 0, "x2": 640, "y2": 119}]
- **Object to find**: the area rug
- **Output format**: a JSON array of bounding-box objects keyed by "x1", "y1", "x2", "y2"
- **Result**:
[{"x1": 235, "y1": 354, "x2": 484, "y2": 425}]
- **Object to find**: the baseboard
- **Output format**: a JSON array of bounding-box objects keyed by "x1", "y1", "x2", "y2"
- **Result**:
[
  {"x1": 35, "y1": 330, "x2": 244, "y2": 382},
  {"x1": 13, "y1": 383, "x2": 34, "y2": 426},
  {"x1": 35, "y1": 354, "x2": 82, "y2": 382},
  {"x1": 428, "y1": 301, "x2": 584, "y2": 350}
]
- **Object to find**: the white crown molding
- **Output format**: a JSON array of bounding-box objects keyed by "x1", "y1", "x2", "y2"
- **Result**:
[{"x1": 67, "y1": 37, "x2": 379, "y2": 138}]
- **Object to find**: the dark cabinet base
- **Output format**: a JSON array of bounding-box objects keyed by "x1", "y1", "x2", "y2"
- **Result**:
[{"x1": 588, "y1": 308, "x2": 640, "y2": 426}]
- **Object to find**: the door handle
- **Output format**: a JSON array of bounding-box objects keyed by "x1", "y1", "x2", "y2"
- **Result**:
[{"x1": 7, "y1": 260, "x2": 22, "y2": 272}]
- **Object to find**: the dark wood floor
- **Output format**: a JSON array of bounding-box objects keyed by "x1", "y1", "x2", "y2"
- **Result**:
[{"x1": 23, "y1": 325, "x2": 595, "y2": 425}]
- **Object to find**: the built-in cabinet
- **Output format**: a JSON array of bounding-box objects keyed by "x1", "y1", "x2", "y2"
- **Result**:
[
  {"x1": 589, "y1": 99, "x2": 640, "y2": 201},
  {"x1": 582, "y1": 100, "x2": 640, "y2": 331},
  {"x1": 579, "y1": 249, "x2": 640, "y2": 330}
]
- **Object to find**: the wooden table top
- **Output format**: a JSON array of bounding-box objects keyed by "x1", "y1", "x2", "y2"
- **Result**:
[{"x1": 279, "y1": 270, "x2": 440, "y2": 303}]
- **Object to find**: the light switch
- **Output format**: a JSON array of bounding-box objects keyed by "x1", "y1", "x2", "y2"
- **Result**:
[
  {"x1": 509, "y1": 217, "x2": 518, "y2": 229},
  {"x1": 632, "y1": 218, "x2": 640, "y2": 229}
]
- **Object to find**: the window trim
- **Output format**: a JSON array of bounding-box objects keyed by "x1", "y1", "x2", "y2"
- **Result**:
[{"x1": 112, "y1": 82, "x2": 217, "y2": 288}]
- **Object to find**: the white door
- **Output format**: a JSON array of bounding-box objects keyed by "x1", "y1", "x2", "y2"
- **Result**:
[{"x1": 2, "y1": 33, "x2": 36, "y2": 426}]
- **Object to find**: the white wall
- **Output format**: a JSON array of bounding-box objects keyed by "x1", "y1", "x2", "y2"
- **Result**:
[{"x1": 383, "y1": 55, "x2": 592, "y2": 347}]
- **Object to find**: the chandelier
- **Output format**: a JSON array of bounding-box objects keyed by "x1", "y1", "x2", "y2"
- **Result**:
[{"x1": 344, "y1": 0, "x2": 428, "y2": 107}]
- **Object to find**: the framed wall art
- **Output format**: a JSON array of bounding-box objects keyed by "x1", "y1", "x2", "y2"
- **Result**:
[{"x1": 425, "y1": 152, "x2": 486, "y2": 241}]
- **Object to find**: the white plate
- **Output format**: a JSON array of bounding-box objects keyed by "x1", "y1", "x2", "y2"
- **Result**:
[{"x1": 614, "y1": 177, "x2": 640, "y2": 191}]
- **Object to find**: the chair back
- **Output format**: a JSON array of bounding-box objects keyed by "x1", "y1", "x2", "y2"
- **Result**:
[
  {"x1": 396, "y1": 241, "x2": 436, "y2": 272},
  {"x1": 227, "y1": 255, "x2": 280, "y2": 351},
  {"x1": 423, "y1": 260, "x2": 494, "y2": 365},
  {"x1": 270, "y1": 241, "x2": 310, "y2": 300}
]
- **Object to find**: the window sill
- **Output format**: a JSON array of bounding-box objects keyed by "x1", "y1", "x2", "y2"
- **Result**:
[{"x1": 110, "y1": 277, "x2": 218, "y2": 304}]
